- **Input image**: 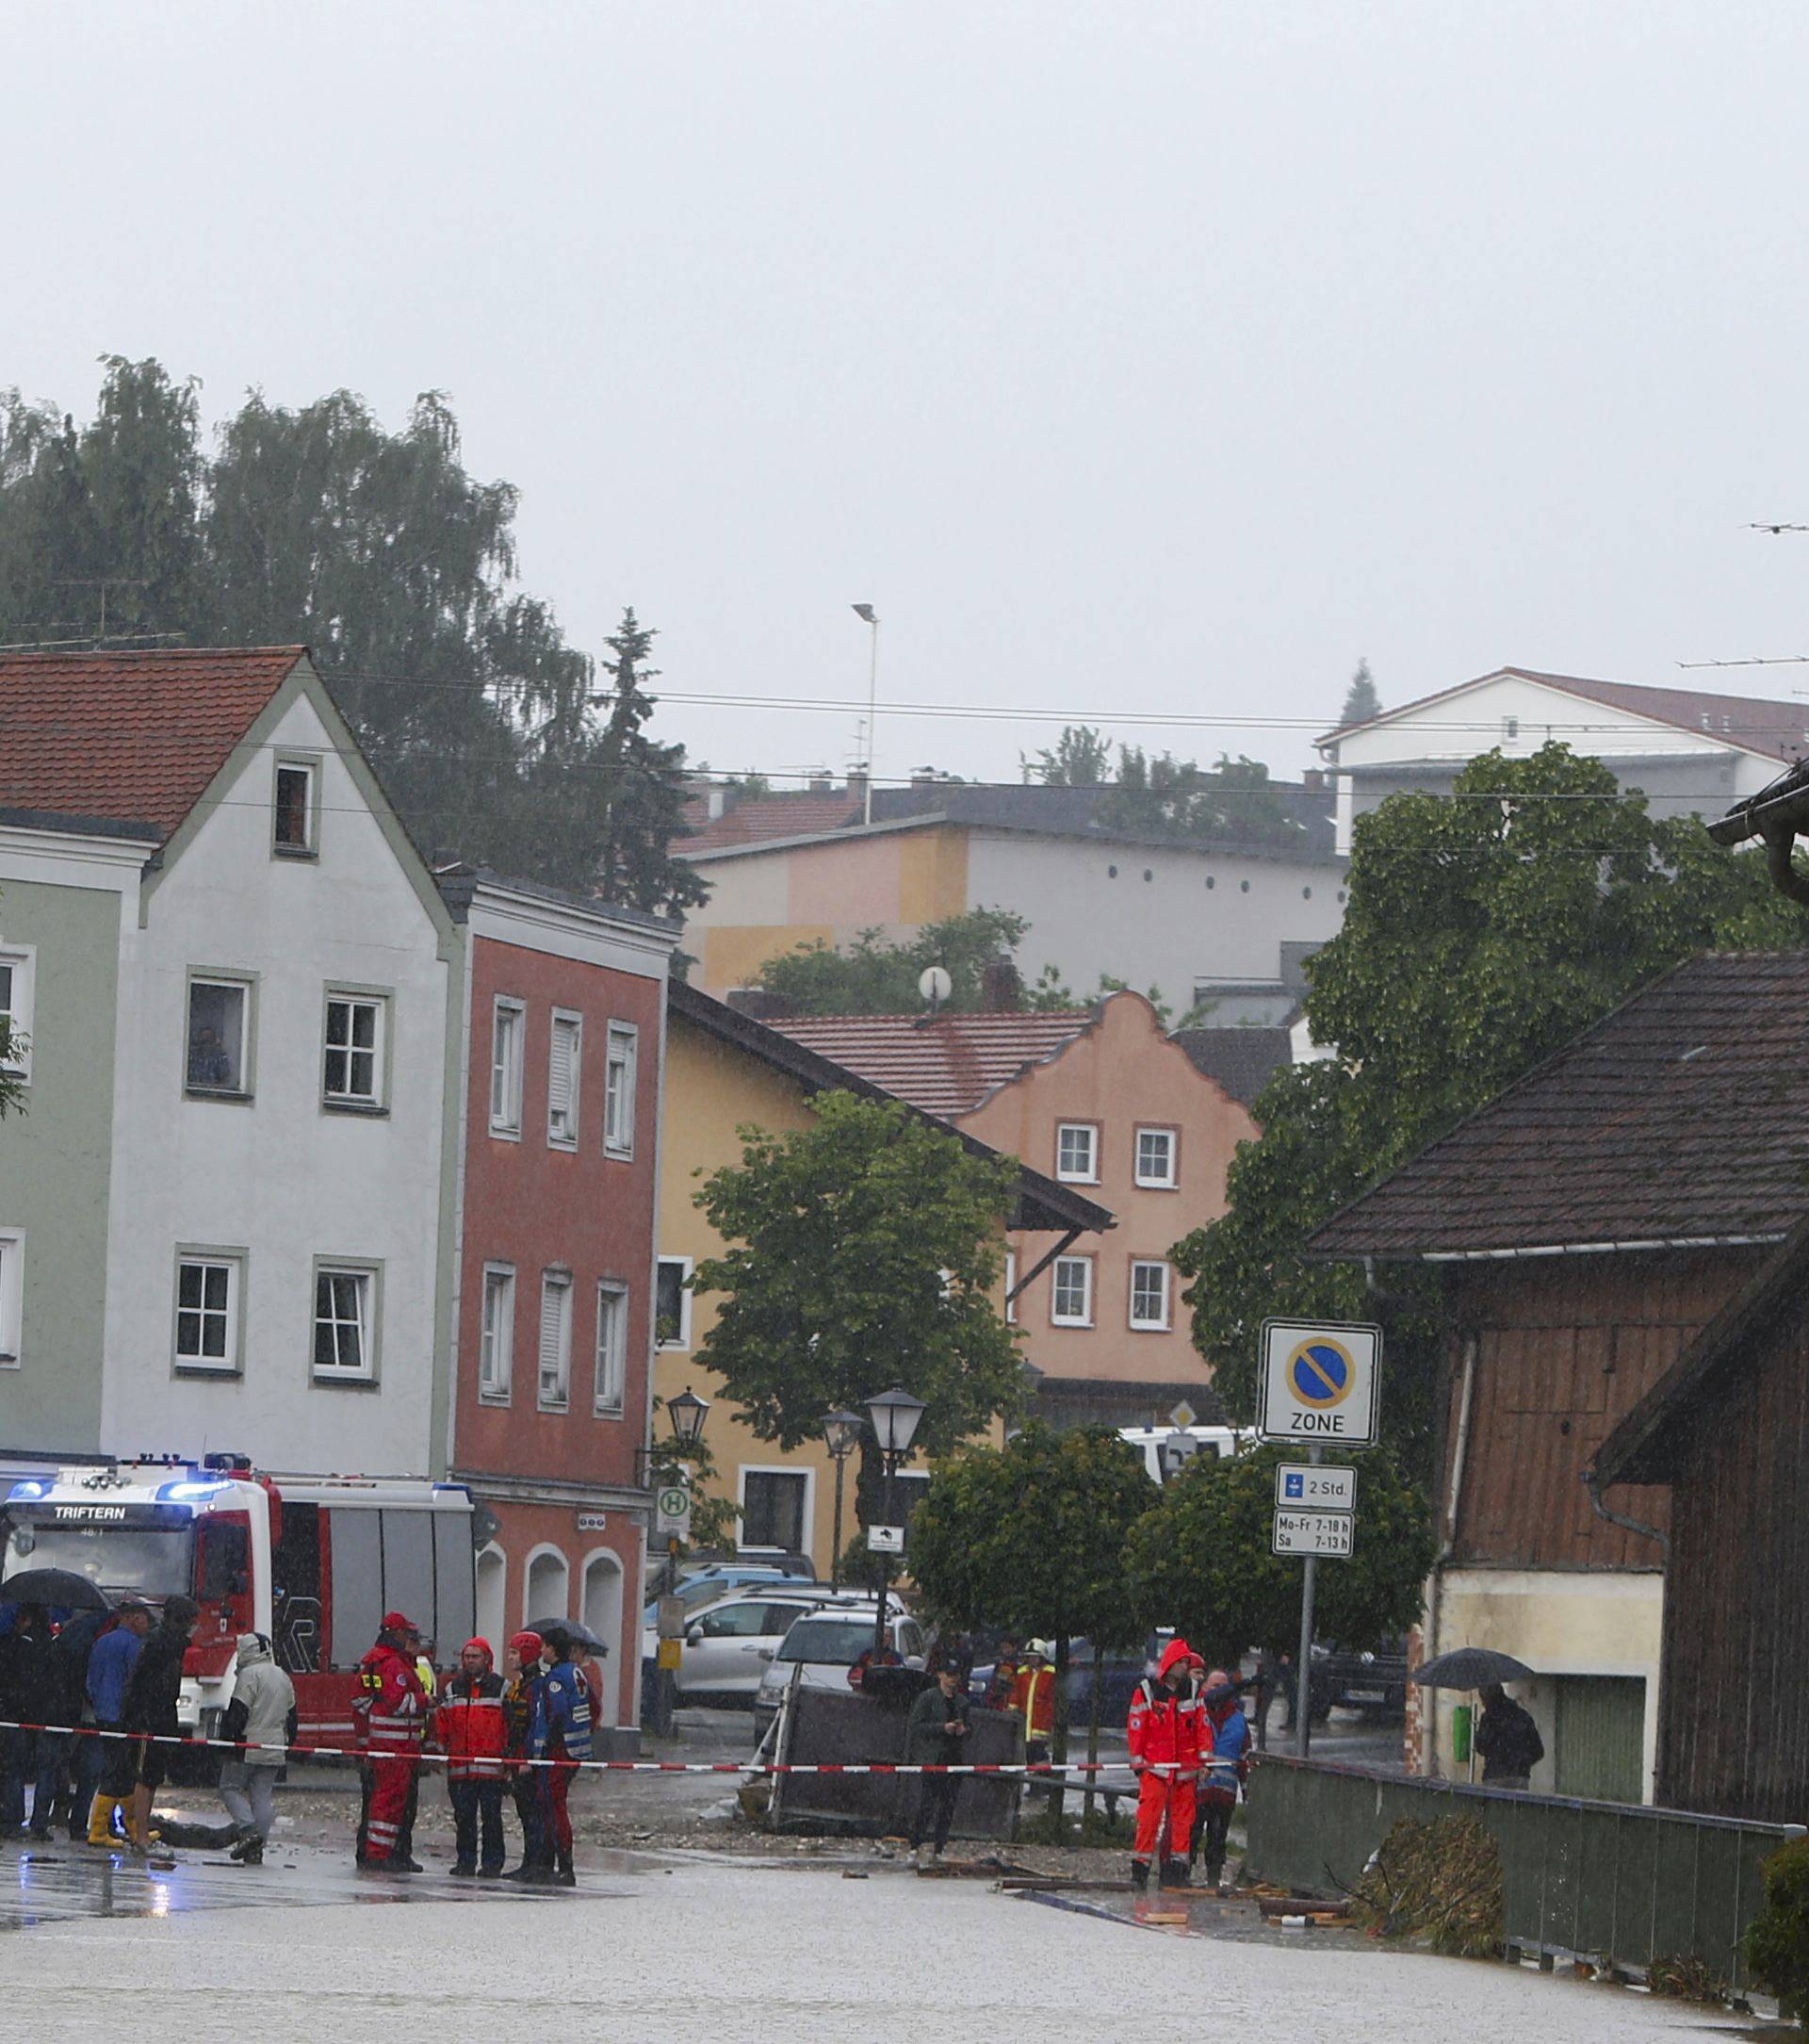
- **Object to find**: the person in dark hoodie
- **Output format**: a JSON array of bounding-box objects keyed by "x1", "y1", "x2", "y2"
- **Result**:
[
  {"x1": 0, "y1": 1606, "x2": 64, "y2": 1838},
  {"x1": 905, "y1": 1664, "x2": 970, "y2": 1869},
  {"x1": 121, "y1": 1596, "x2": 199, "y2": 1856},
  {"x1": 1475, "y1": 1684, "x2": 1544, "y2": 1791}
]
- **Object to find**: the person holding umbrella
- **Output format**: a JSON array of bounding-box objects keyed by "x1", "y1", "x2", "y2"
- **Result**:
[{"x1": 1475, "y1": 1684, "x2": 1544, "y2": 1790}]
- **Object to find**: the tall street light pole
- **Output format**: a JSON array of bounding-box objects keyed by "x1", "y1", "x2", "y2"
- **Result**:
[
  {"x1": 851, "y1": 604, "x2": 879, "y2": 826},
  {"x1": 864, "y1": 1388, "x2": 925, "y2": 1660},
  {"x1": 822, "y1": 1409, "x2": 863, "y2": 1590}
]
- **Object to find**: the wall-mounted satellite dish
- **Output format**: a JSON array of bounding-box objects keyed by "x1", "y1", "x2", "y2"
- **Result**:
[{"x1": 919, "y1": 965, "x2": 953, "y2": 1013}]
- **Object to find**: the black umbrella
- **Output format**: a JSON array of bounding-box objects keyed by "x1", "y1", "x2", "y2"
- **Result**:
[
  {"x1": 0, "y1": 1568, "x2": 111, "y2": 1613},
  {"x1": 1409, "y1": 1646, "x2": 1534, "y2": 1690},
  {"x1": 527, "y1": 1616, "x2": 610, "y2": 1656}
]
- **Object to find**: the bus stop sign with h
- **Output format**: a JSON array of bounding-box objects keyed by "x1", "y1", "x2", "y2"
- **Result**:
[{"x1": 1260, "y1": 1318, "x2": 1382, "y2": 1761}]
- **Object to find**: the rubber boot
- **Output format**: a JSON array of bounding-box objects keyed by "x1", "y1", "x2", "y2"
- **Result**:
[
  {"x1": 87, "y1": 1794, "x2": 121, "y2": 1847},
  {"x1": 1130, "y1": 1858, "x2": 1149, "y2": 1889},
  {"x1": 555, "y1": 1848, "x2": 576, "y2": 1889},
  {"x1": 1161, "y1": 1856, "x2": 1189, "y2": 1888}
]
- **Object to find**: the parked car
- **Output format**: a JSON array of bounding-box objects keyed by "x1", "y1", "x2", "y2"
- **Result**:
[
  {"x1": 668, "y1": 1585, "x2": 905, "y2": 1707},
  {"x1": 1318, "y1": 1638, "x2": 1410, "y2": 1720},
  {"x1": 753, "y1": 1607, "x2": 927, "y2": 1741},
  {"x1": 640, "y1": 1566, "x2": 794, "y2": 1648},
  {"x1": 968, "y1": 1632, "x2": 1175, "y2": 1727}
]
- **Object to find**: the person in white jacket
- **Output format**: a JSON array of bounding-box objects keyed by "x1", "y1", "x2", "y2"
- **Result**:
[{"x1": 218, "y1": 1633, "x2": 297, "y2": 1865}]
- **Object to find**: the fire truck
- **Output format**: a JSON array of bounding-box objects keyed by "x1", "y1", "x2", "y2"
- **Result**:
[{"x1": 2, "y1": 1454, "x2": 479, "y2": 1758}]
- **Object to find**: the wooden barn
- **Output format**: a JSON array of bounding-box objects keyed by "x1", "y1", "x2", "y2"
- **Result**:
[
  {"x1": 1593, "y1": 1215, "x2": 1809, "y2": 1822},
  {"x1": 1305, "y1": 951, "x2": 1809, "y2": 1802}
]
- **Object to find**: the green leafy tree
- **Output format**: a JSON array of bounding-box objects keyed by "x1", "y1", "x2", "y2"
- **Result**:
[
  {"x1": 1025, "y1": 725, "x2": 1114, "y2": 786},
  {"x1": 909, "y1": 1425, "x2": 1156, "y2": 1806},
  {"x1": 1125, "y1": 1444, "x2": 1435, "y2": 1667},
  {"x1": 691, "y1": 1090, "x2": 1025, "y2": 1521},
  {"x1": 1340, "y1": 658, "x2": 1382, "y2": 727},
  {"x1": 0, "y1": 359, "x2": 704, "y2": 907},
  {"x1": 1171, "y1": 744, "x2": 1809, "y2": 1461},
  {"x1": 1098, "y1": 747, "x2": 1305, "y2": 847},
  {"x1": 754, "y1": 908, "x2": 1035, "y2": 1015},
  {"x1": 644, "y1": 1431, "x2": 740, "y2": 1554}
]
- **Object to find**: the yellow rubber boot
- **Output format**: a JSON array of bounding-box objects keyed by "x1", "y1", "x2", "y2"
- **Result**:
[{"x1": 87, "y1": 1793, "x2": 121, "y2": 1846}]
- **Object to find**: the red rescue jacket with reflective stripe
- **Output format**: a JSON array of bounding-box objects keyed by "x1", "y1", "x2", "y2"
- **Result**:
[
  {"x1": 357, "y1": 1643, "x2": 426, "y2": 1752},
  {"x1": 1127, "y1": 1643, "x2": 1208, "y2": 1774},
  {"x1": 438, "y1": 1670, "x2": 507, "y2": 1779}
]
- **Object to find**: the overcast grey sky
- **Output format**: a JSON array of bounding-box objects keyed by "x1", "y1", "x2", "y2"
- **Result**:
[{"x1": 6, "y1": 2, "x2": 1809, "y2": 789}]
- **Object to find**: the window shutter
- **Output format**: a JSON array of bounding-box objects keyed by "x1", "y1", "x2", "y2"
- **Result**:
[
  {"x1": 540, "y1": 1279, "x2": 570, "y2": 1400},
  {"x1": 549, "y1": 1017, "x2": 579, "y2": 1133}
]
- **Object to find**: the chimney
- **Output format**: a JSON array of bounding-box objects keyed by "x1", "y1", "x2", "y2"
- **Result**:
[
  {"x1": 847, "y1": 768, "x2": 869, "y2": 812},
  {"x1": 1302, "y1": 767, "x2": 1325, "y2": 792},
  {"x1": 981, "y1": 957, "x2": 1023, "y2": 1013},
  {"x1": 809, "y1": 774, "x2": 832, "y2": 795},
  {"x1": 911, "y1": 769, "x2": 937, "y2": 793}
]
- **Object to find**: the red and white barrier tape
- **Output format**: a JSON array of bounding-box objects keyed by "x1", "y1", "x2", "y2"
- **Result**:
[{"x1": 0, "y1": 1717, "x2": 1195, "y2": 1777}]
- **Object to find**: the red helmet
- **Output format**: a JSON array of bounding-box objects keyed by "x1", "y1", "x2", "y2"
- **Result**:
[{"x1": 509, "y1": 1630, "x2": 544, "y2": 1661}]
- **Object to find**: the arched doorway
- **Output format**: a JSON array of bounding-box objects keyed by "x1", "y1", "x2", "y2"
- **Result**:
[
  {"x1": 476, "y1": 1544, "x2": 506, "y2": 1649},
  {"x1": 580, "y1": 1549, "x2": 625, "y2": 1725},
  {"x1": 524, "y1": 1546, "x2": 569, "y2": 1631}
]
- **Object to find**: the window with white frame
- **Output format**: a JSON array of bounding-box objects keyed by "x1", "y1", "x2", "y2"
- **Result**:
[
  {"x1": 1051, "y1": 1255, "x2": 1094, "y2": 1327},
  {"x1": 174, "y1": 1253, "x2": 242, "y2": 1374},
  {"x1": 187, "y1": 975, "x2": 252, "y2": 1095},
  {"x1": 272, "y1": 759, "x2": 317, "y2": 855},
  {"x1": 547, "y1": 1011, "x2": 582, "y2": 1148},
  {"x1": 313, "y1": 1265, "x2": 377, "y2": 1381},
  {"x1": 0, "y1": 946, "x2": 35, "y2": 1083},
  {"x1": 479, "y1": 1264, "x2": 515, "y2": 1402},
  {"x1": 1129, "y1": 1259, "x2": 1171, "y2": 1331},
  {"x1": 324, "y1": 992, "x2": 386, "y2": 1108},
  {"x1": 655, "y1": 1258, "x2": 692, "y2": 1349},
  {"x1": 490, "y1": 998, "x2": 524, "y2": 1135},
  {"x1": 1003, "y1": 1249, "x2": 1018, "y2": 1325},
  {"x1": 538, "y1": 1271, "x2": 573, "y2": 1410},
  {"x1": 1134, "y1": 1127, "x2": 1177, "y2": 1189},
  {"x1": 0, "y1": 1229, "x2": 22, "y2": 1365},
  {"x1": 605, "y1": 1022, "x2": 637, "y2": 1154},
  {"x1": 594, "y1": 1281, "x2": 627, "y2": 1413},
  {"x1": 1055, "y1": 1122, "x2": 1098, "y2": 1183}
]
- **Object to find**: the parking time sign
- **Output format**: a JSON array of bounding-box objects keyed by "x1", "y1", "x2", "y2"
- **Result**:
[{"x1": 1260, "y1": 1318, "x2": 1382, "y2": 1447}]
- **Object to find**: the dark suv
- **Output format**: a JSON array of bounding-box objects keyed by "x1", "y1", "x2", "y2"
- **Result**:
[{"x1": 1317, "y1": 1638, "x2": 1409, "y2": 1720}]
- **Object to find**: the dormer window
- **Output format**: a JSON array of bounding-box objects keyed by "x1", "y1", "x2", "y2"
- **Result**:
[{"x1": 273, "y1": 760, "x2": 318, "y2": 856}]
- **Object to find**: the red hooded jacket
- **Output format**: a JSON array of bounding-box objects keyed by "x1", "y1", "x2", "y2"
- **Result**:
[
  {"x1": 438, "y1": 1638, "x2": 508, "y2": 1780},
  {"x1": 1126, "y1": 1639, "x2": 1210, "y2": 1773}
]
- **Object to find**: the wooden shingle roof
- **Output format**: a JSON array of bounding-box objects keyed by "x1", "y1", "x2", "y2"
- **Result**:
[{"x1": 1305, "y1": 951, "x2": 1809, "y2": 1261}]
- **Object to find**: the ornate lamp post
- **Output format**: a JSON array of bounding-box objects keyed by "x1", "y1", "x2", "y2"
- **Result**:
[
  {"x1": 823, "y1": 1409, "x2": 864, "y2": 1590},
  {"x1": 864, "y1": 1388, "x2": 926, "y2": 1658}
]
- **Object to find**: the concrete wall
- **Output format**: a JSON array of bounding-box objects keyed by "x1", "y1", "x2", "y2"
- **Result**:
[
  {"x1": 1422, "y1": 1567, "x2": 1665, "y2": 1803},
  {"x1": 101, "y1": 681, "x2": 455, "y2": 1476},
  {"x1": 0, "y1": 831, "x2": 141, "y2": 1450},
  {"x1": 958, "y1": 990, "x2": 1255, "y2": 1393},
  {"x1": 964, "y1": 831, "x2": 1345, "y2": 1012}
]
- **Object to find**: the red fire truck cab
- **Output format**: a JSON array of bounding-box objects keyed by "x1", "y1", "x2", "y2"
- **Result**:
[{"x1": 2, "y1": 1455, "x2": 478, "y2": 1753}]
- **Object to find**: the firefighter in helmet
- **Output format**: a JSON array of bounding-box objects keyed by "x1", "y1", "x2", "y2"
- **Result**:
[{"x1": 353, "y1": 1611, "x2": 427, "y2": 1871}]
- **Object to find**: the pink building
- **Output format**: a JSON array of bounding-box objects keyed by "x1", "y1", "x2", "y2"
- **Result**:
[
  {"x1": 768, "y1": 990, "x2": 1258, "y2": 1429},
  {"x1": 441, "y1": 869, "x2": 676, "y2": 1749}
]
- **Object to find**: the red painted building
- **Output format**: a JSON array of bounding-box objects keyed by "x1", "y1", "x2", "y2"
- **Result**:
[{"x1": 440, "y1": 869, "x2": 676, "y2": 1752}]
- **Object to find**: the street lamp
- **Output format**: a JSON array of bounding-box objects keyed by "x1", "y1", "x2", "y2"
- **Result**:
[
  {"x1": 823, "y1": 1409, "x2": 864, "y2": 1590},
  {"x1": 864, "y1": 1388, "x2": 925, "y2": 1657},
  {"x1": 667, "y1": 1386, "x2": 710, "y2": 1448},
  {"x1": 851, "y1": 604, "x2": 879, "y2": 826}
]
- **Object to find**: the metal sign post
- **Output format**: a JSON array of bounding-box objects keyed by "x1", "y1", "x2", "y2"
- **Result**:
[{"x1": 1260, "y1": 1320, "x2": 1382, "y2": 1762}]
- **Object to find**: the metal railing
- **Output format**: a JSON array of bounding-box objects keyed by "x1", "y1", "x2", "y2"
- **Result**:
[{"x1": 1246, "y1": 1756, "x2": 1803, "y2": 1992}]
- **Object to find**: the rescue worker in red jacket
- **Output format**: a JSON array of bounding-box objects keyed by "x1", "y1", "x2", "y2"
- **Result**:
[
  {"x1": 1126, "y1": 1636, "x2": 1209, "y2": 1889},
  {"x1": 1008, "y1": 1641, "x2": 1057, "y2": 1768},
  {"x1": 439, "y1": 1636, "x2": 508, "y2": 1876},
  {"x1": 353, "y1": 1611, "x2": 428, "y2": 1872}
]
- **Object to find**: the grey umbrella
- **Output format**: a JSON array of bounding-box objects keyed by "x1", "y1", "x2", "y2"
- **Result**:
[
  {"x1": 527, "y1": 1616, "x2": 610, "y2": 1655},
  {"x1": 1409, "y1": 1646, "x2": 1534, "y2": 1689}
]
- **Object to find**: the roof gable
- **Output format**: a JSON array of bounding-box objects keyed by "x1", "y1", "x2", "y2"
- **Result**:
[
  {"x1": 0, "y1": 647, "x2": 306, "y2": 838},
  {"x1": 1318, "y1": 665, "x2": 1809, "y2": 766},
  {"x1": 1305, "y1": 951, "x2": 1809, "y2": 1262}
]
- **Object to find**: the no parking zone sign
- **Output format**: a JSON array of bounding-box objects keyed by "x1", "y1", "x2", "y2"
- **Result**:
[{"x1": 1260, "y1": 1318, "x2": 1382, "y2": 1447}]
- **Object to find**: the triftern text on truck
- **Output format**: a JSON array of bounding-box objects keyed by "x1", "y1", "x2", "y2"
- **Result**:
[{"x1": 2, "y1": 1454, "x2": 478, "y2": 1772}]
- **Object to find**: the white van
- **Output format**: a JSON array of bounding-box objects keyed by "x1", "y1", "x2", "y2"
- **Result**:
[{"x1": 1118, "y1": 1424, "x2": 1247, "y2": 1484}]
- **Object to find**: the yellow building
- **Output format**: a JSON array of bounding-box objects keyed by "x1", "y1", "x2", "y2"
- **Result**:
[{"x1": 653, "y1": 980, "x2": 1113, "y2": 1573}]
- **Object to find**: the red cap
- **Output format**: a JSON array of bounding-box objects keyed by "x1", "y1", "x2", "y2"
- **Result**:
[
  {"x1": 509, "y1": 1630, "x2": 544, "y2": 1660},
  {"x1": 382, "y1": 1611, "x2": 418, "y2": 1635},
  {"x1": 463, "y1": 1636, "x2": 494, "y2": 1663}
]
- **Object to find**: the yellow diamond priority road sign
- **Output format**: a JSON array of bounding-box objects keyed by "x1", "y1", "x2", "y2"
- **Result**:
[{"x1": 1260, "y1": 1318, "x2": 1382, "y2": 1447}]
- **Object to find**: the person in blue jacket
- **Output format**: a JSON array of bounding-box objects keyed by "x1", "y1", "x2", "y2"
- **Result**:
[
  {"x1": 530, "y1": 1626, "x2": 594, "y2": 1889},
  {"x1": 1191, "y1": 1665, "x2": 1251, "y2": 1891}
]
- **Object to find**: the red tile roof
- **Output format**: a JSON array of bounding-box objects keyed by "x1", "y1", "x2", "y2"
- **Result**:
[
  {"x1": 0, "y1": 646, "x2": 305, "y2": 837},
  {"x1": 1321, "y1": 665, "x2": 1809, "y2": 763},
  {"x1": 1305, "y1": 952, "x2": 1809, "y2": 1261},
  {"x1": 681, "y1": 792, "x2": 862, "y2": 855},
  {"x1": 764, "y1": 1011, "x2": 1096, "y2": 1118}
]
